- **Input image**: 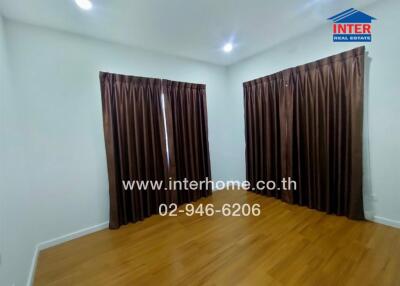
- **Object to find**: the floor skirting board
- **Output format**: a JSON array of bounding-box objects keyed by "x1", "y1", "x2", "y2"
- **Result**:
[
  {"x1": 27, "y1": 221, "x2": 109, "y2": 286},
  {"x1": 27, "y1": 245, "x2": 39, "y2": 286},
  {"x1": 371, "y1": 216, "x2": 400, "y2": 229}
]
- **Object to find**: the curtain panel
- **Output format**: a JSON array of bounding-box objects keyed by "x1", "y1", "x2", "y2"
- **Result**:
[
  {"x1": 100, "y1": 72, "x2": 175, "y2": 229},
  {"x1": 243, "y1": 47, "x2": 365, "y2": 219},
  {"x1": 100, "y1": 73, "x2": 212, "y2": 228},
  {"x1": 163, "y1": 80, "x2": 212, "y2": 203}
]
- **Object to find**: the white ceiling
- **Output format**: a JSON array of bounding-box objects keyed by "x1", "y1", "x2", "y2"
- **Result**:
[{"x1": 0, "y1": 0, "x2": 378, "y2": 65}]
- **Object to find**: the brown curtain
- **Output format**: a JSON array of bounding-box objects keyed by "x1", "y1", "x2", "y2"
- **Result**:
[
  {"x1": 163, "y1": 80, "x2": 212, "y2": 203},
  {"x1": 100, "y1": 72, "x2": 176, "y2": 229},
  {"x1": 244, "y1": 47, "x2": 365, "y2": 219}
]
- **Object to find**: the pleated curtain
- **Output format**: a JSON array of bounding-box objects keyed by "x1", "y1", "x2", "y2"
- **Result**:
[
  {"x1": 163, "y1": 80, "x2": 212, "y2": 203},
  {"x1": 244, "y1": 47, "x2": 365, "y2": 219},
  {"x1": 100, "y1": 72, "x2": 211, "y2": 229}
]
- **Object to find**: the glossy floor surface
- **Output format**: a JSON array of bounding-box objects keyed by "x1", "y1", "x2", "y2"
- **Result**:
[{"x1": 35, "y1": 190, "x2": 400, "y2": 285}]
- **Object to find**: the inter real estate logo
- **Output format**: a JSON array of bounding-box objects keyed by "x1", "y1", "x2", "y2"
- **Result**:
[{"x1": 328, "y1": 8, "x2": 376, "y2": 42}]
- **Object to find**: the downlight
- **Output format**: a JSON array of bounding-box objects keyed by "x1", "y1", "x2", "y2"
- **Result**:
[
  {"x1": 75, "y1": 0, "x2": 93, "y2": 10},
  {"x1": 223, "y1": 42, "x2": 233, "y2": 53}
]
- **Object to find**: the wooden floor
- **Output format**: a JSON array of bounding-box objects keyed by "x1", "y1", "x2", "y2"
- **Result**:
[{"x1": 35, "y1": 190, "x2": 400, "y2": 286}]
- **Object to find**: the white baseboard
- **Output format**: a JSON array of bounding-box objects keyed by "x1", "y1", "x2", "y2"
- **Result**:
[
  {"x1": 27, "y1": 245, "x2": 39, "y2": 286},
  {"x1": 27, "y1": 221, "x2": 109, "y2": 286},
  {"x1": 371, "y1": 216, "x2": 400, "y2": 229},
  {"x1": 36, "y1": 221, "x2": 109, "y2": 251}
]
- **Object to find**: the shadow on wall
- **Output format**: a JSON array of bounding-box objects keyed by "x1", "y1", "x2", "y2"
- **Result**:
[{"x1": 363, "y1": 52, "x2": 374, "y2": 219}]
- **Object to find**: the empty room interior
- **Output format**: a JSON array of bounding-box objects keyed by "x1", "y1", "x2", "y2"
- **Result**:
[{"x1": 1, "y1": 0, "x2": 400, "y2": 285}]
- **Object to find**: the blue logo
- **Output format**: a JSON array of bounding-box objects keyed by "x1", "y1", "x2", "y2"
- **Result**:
[{"x1": 328, "y1": 8, "x2": 376, "y2": 42}]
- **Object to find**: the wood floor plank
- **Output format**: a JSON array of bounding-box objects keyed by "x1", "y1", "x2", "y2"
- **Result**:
[{"x1": 34, "y1": 190, "x2": 400, "y2": 286}]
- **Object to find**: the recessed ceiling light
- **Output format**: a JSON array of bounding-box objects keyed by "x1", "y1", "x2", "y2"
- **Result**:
[
  {"x1": 75, "y1": 0, "x2": 93, "y2": 10},
  {"x1": 223, "y1": 42, "x2": 233, "y2": 53}
]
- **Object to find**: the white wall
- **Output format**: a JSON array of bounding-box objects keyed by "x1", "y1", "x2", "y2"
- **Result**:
[
  {"x1": 0, "y1": 14, "x2": 7, "y2": 285},
  {"x1": 0, "y1": 14, "x2": 8, "y2": 286},
  {"x1": 227, "y1": 0, "x2": 400, "y2": 225},
  {"x1": 1, "y1": 14, "x2": 31, "y2": 286},
  {"x1": 3, "y1": 19, "x2": 230, "y2": 285}
]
